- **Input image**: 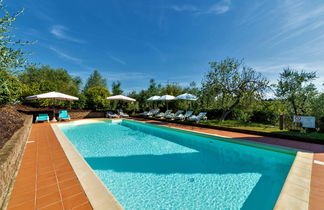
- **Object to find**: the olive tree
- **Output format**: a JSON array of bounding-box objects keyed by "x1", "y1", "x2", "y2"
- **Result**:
[
  {"x1": 202, "y1": 58, "x2": 269, "y2": 121},
  {"x1": 275, "y1": 68, "x2": 317, "y2": 115},
  {"x1": 0, "y1": 0, "x2": 32, "y2": 104},
  {"x1": 0, "y1": 0, "x2": 32, "y2": 71}
]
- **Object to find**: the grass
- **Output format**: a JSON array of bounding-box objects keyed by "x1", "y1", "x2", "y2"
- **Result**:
[{"x1": 201, "y1": 120, "x2": 324, "y2": 140}]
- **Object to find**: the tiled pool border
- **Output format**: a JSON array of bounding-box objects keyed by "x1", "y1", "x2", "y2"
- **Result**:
[
  {"x1": 51, "y1": 123, "x2": 123, "y2": 210},
  {"x1": 52, "y1": 119, "x2": 313, "y2": 210}
]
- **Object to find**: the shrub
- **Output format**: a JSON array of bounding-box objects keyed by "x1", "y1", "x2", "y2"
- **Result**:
[
  {"x1": 233, "y1": 109, "x2": 252, "y2": 123},
  {"x1": 84, "y1": 86, "x2": 110, "y2": 110},
  {"x1": 0, "y1": 71, "x2": 22, "y2": 105}
]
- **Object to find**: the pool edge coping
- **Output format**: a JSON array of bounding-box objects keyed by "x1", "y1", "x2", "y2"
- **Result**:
[
  {"x1": 51, "y1": 123, "x2": 123, "y2": 210},
  {"x1": 274, "y1": 151, "x2": 313, "y2": 210}
]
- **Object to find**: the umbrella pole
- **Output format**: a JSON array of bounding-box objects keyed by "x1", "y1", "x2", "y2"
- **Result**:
[{"x1": 52, "y1": 99, "x2": 57, "y2": 122}]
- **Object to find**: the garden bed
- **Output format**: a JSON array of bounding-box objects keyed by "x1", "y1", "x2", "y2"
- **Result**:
[
  {"x1": 0, "y1": 107, "x2": 32, "y2": 208},
  {"x1": 0, "y1": 106, "x2": 25, "y2": 150}
]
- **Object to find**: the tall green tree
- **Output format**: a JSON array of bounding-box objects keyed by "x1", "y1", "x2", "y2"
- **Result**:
[
  {"x1": 111, "y1": 81, "x2": 123, "y2": 110},
  {"x1": 19, "y1": 65, "x2": 82, "y2": 107},
  {"x1": 0, "y1": 0, "x2": 31, "y2": 72},
  {"x1": 0, "y1": 0, "x2": 32, "y2": 104},
  {"x1": 83, "y1": 70, "x2": 107, "y2": 91},
  {"x1": 202, "y1": 58, "x2": 269, "y2": 121},
  {"x1": 111, "y1": 81, "x2": 123, "y2": 95},
  {"x1": 275, "y1": 68, "x2": 317, "y2": 115}
]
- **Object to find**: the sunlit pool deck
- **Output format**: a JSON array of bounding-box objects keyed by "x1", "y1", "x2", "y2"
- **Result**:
[{"x1": 5, "y1": 118, "x2": 324, "y2": 209}]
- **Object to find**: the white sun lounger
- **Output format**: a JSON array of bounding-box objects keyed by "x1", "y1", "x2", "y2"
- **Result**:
[
  {"x1": 165, "y1": 110, "x2": 184, "y2": 119},
  {"x1": 175, "y1": 110, "x2": 193, "y2": 121},
  {"x1": 187, "y1": 112, "x2": 208, "y2": 123}
]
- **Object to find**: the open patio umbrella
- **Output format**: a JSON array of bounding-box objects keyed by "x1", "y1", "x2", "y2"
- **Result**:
[
  {"x1": 176, "y1": 93, "x2": 198, "y2": 111},
  {"x1": 147, "y1": 96, "x2": 160, "y2": 109},
  {"x1": 106, "y1": 95, "x2": 136, "y2": 113},
  {"x1": 147, "y1": 96, "x2": 161, "y2": 101},
  {"x1": 158, "y1": 95, "x2": 175, "y2": 110},
  {"x1": 106, "y1": 95, "x2": 136, "y2": 102},
  {"x1": 26, "y1": 91, "x2": 79, "y2": 122}
]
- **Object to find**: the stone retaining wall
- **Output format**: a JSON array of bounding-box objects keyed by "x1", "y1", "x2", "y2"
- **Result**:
[
  {"x1": 0, "y1": 115, "x2": 33, "y2": 209},
  {"x1": 69, "y1": 111, "x2": 106, "y2": 119}
]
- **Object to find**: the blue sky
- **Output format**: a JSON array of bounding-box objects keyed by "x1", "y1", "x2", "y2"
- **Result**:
[{"x1": 8, "y1": 0, "x2": 324, "y2": 93}]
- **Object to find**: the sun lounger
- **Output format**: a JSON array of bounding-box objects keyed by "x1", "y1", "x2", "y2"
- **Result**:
[
  {"x1": 106, "y1": 111, "x2": 119, "y2": 118},
  {"x1": 187, "y1": 112, "x2": 208, "y2": 123},
  {"x1": 165, "y1": 110, "x2": 183, "y2": 119},
  {"x1": 147, "y1": 109, "x2": 159, "y2": 117},
  {"x1": 118, "y1": 109, "x2": 129, "y2": 118},
  {"x1": 156, "y1": 110, "x2": 172, "y2": 118},
  {"x1": 58, "y1": 110, "x2": 71, "y2": 121},
  {"x1": 175, "y1": 110, "x2": 193, "y2": 121},
  {"x1": 139, "y1": 109, "x2": 153, "y2": 116},
  {"x1": 36, "y1": 114, "x2": 49, "y2": 123}
]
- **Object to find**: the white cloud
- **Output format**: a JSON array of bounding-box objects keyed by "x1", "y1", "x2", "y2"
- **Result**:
[
  {"x1": 50, "y1": 25, "x2": 85, "y2": 43},
  {"x1": 109, "y1": 56, "x2": 127, "y2": 65},
  {"x1": 48, "y1": 46, "x2": 82, "y2": 64},
  {"x1": 170, "y1": 0, "x2": 232, "y2": 15},
  {"x1": 205, "y1": 0, "x2": 232, "y2": 15},
  {"x1": 264, "y1": 0, "x2": 324, "y2": 47},
  {"x1": 170, "y1": 5, "x2": 199, "y2": 12}
]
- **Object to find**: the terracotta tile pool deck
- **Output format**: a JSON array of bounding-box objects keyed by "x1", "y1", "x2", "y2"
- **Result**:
[
  {"x1": 7, "y1": 122, "x2": 92, "y2": 210},
  {"x1": 6, "y1": 118, "x2": 324, "y2": 209}
]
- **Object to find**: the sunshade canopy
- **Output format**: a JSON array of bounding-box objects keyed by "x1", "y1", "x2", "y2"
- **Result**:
[
  {"x1": 158, "y1": 95, "x2": 175, "y2": 101},
  {"x1": 147, "y1": 96, "x2": 161, "y2": 101},
  {"x1": 106, "y1": 95, "x2": 136, "y2": 102},
  {"x1": 26, "y1": 91, "x2": 79, "y2": 101},
  {"x1": 175, "y1": 93, "x2": 198, "y2": 101}
]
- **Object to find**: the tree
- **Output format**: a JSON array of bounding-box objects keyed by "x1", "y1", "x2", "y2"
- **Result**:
[
  {"x1": 110, "y1": 81, "x2": 124, "y2": 110},
  {"x1": 0, "y1": 0, "x2": 32, "y2": 104},
  {"x1": 202, "y1": 58, "x2": 269, "y2": 121},
  {"x1": 275, "y1": 68, "x2": 317, "y2": 115},
  {"x1": 147, "y1": 79, "x2": 161, "y2": 96},
  {"x1": 84, "y1": 86, "x2": 110, "y2": 110},
  {"x1": 83, "y1": 70, "x2": 107, "y2": 91},
  {"x1": 161, "y1": 82, "x2": 183, "y2": 96},
  {"x1": 111, "y1": 81, "x2": 123, "y2": 95},
  {"x1": 19, "y1": 65, "x2": 81, "y2": 107},
  {"x1": 0, "y1": 0, "x2": 32, "y2": 72}
]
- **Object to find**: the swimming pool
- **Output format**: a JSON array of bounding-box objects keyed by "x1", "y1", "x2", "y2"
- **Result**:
[{"x1": 58, "y1": 119, "x2": 295, "y2": 209}]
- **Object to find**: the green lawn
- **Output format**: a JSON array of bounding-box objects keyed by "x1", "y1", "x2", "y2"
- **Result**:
[{"x1": 201, "y1": 120, "x2": 324, "y2": 140}]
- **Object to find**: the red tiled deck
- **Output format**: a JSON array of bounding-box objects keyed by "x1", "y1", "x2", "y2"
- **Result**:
[
  {"x1": 7, "y1": 123, "x2": 92, "y2": 210},
  {"x1": 5, "y1": 118, "x2": 324, "y2": 209}
]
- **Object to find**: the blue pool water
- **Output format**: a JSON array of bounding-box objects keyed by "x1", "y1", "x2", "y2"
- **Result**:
[{"x1": 58, "y1": 120, "x2": 295, "y2": 210}]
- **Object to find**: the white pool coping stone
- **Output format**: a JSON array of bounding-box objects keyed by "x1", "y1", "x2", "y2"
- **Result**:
[
  {"x1": 274, "y1": 151, "x2": 313, "y2": 210},
  {"x1": 51, "y1": 123, "x2": 123, "y2": 210}
]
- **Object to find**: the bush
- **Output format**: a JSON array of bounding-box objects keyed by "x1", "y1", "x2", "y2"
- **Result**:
[
  {"x1": 0, "y1": 71, "x2": 22, "y2": 105},
  {"x1": 251, "y1": 110, "x2": 278, "y2": 125},
  {"x1": 233, "y1": 109, "x2": 252, "y2": 123},
  {"x1": 72, "y1": 94, "x2": 86, "y2": 110},
  {"x1": 84, "y1": 86, "x2": 110, "y2": 110}
]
